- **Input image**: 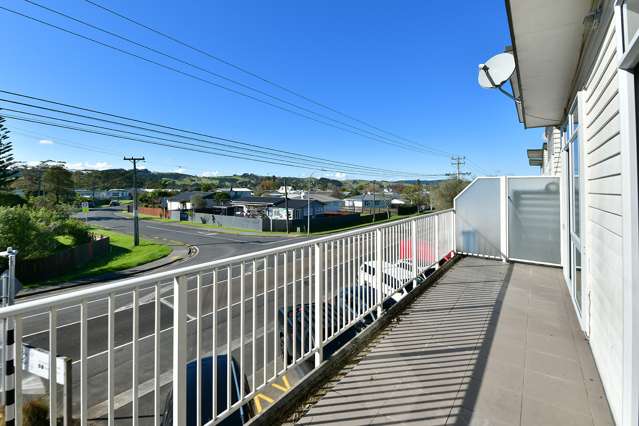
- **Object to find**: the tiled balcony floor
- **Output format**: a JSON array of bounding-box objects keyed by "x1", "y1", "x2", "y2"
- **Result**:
[{"x1": 294, "y1": 257, "x2": 614, "y2": 425}]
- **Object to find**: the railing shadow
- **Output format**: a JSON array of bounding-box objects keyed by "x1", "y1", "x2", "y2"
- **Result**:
[{"x1": 297, "y1": 257, "x2": 514, "y2": 425}]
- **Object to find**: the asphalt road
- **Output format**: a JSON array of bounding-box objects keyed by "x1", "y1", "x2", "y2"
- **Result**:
[
  {"x1": 85, "y1": 207, "x2": 305, "y2": 266},
  {"x1": 17, "y1": 209, "x2": 396, "y2": 423}
]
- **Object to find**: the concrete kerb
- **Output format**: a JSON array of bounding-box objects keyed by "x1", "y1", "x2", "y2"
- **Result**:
[{"x1": 248, "y1": 254, "x2": 462, "y2": 426}]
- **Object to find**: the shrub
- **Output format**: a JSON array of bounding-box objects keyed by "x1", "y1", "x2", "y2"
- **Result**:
[
  {"x1": 22, "y1": 398, "x2": 49, "y2": 426},
  {"x1": 0, "y1": 206, "x2": 57, "y2": 260},
  {"x1": 58, "y1": 219, "x2": 91, "y2": 244},
  {"x1": 0, "y1": 192, "x2": 26, "y2": 207}
]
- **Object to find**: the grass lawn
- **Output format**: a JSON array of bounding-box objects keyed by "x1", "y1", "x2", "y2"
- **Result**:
[{"x1": 30, "y1": 227, "x2": 172, "y2": 287}]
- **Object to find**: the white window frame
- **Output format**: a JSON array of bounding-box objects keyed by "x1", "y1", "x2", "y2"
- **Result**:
[
  {"x1": 562, "y1": 92, "x2": 588, "y2": 331},
  {"x1": 615, "y1": 4, "x2": 639, "y2": 425}
]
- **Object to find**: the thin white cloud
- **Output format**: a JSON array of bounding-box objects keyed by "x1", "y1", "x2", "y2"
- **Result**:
[
  {"x1": 26, "y1": 160, "x2": 41, "y2": 167},
  {"x1": 321, "y1": 171, "x2": 347, "y2": 180},
  {"x1": 39, "y1": 139, "x2": 54, "y2": 145},
  {"x1": 66, "y1": 161, "x2": 113, "y2": 171},
  {"x1": 174, "y1": 167, "x2": 188, "y2": 173},
  {"x1": 200, "y1": 170, "x2": 219, "y2": 177}
]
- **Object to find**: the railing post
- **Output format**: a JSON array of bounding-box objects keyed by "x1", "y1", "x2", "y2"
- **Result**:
[
  {"x1": 451, "y1": 209, "x2": 456, "y2": 254},
  {"x1": 411, "y1": 220, "x2": 418, "y2": 279},
  {"x1": 500, "y1": 176, "x2": 509, "y2": 262},
  {"x1": 172, "y1": 276, "x2": 187, "y2": 426},
  {"x1": 434, "y1": 214, "x2": 439, "y2": 267},
  {"x1": 376, "y1": 228, "x2": 383, "y2": 317},
  {"x1": 314, "y1": 243, "x2": 324, "y2": 367}
]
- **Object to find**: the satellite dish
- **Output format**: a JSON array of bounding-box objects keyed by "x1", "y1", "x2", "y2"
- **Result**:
[{"x1": 478, "y1": 52, "x2": 515, "y2": 89}]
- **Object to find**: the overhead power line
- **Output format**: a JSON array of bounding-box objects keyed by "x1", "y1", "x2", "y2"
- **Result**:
[
  {"x1": 0, "y1": 91, "x2": 444, "y2": 177},
  {"x1": 6, "y1": 2, "x2": 446, "y2": 158},
  {"x1": 11, "y1": 126, "x2": 212, "y2": 174},
  {"x1": 0, "y1": 97, "x2": 448, "y2": 178},
  {"x1": 81, "y1": 0, "x2": 452, "y2": 156},
  {"x1": 0, "y1": 99, "x2": 392, "y2": 175},
  {"x1": 3, "y1": 2, "x2": 493, "y2": 174},
  {"x1": 0, "y1": 90, "x2": 393, "y2": 174}
]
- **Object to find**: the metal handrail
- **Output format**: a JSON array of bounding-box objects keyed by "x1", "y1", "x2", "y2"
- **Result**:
[
  {"x1": 0, "y1": 209, "x2": 455, "y2": 425},
  {"x1": 0, "y1": 209, "x2": 453, "y2": 317}
]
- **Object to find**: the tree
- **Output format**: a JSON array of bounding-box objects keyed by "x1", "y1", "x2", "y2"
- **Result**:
[
  {"x1": 401, "y1": 184, "x2": 429, "y2": 208},
  {"x1": 200, "y1": 181, "x2": 217, "y2": 192},
  {"x1": 43, "y1": 165, "x2": 74, "y2": 204},
  {"x1": 14, "y1": 167, "x2": 42, "y2": 196},
  {"x1": 255, "y1": 179, "x2": 275, "y2": 195},
  {"x1": 0, "y1": 117, "x2": 18, "y2": 190},
  {"x1": 213, "y1": 191, "x2": 231, "y2": 205},
  {"x1": 430, "y1": 179, "x2": 469, "y2": 210},
  {"x1": 0, "y1": 206, "x2": 57, "y2": 260},
  {"x1": 190, "y1": 194, "x2": 206, "y2": 210}
]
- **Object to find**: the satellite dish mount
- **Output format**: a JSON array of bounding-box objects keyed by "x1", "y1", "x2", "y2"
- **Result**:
[{"x1": 478, "y1": 52, "x2": 520, "y2": 104}]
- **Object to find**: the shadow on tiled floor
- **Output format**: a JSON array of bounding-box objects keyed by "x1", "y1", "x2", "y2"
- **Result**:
[{"x1": 295, "y1": 257, "x2": 614, "y2": 426}]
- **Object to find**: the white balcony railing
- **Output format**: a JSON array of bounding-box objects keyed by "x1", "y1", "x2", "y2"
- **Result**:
[{"x1": 0, "y1": 209, "x2": 454, "y2": 425}]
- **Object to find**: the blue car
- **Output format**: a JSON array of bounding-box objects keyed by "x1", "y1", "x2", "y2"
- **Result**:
[{"x1": 161, "y1": 354, "x2": 255, "y2": 425}]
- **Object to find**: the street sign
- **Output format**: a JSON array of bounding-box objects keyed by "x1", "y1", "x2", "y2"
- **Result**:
[
  {"x1": 81, "y1": 201, "x2": 90, "y2": 223},
  {"x1": 0, "y1": 270, "x2": 21, "y2": 296},
  {"x1": 21, "y1": 345, "x2": 67, "y2": 385}
]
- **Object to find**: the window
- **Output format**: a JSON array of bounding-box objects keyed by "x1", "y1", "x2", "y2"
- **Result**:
[
  {"x1": 572, "y1": 133, "x2": 581, "y2": 238},
  {"x1": 567, "y1": 95, "x2": 583, "y2": 313},
  {"x1": 622, "y1": 0, "x2": 639, "y2": 51}
]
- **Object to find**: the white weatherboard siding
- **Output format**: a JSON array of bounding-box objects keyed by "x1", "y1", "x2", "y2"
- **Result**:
[
  {"x1": 550, "y1": 127, "x2": 562, "y2": 176},
  {"x1": 583, "y1": 20, "x2": 623, "y2": 422}
]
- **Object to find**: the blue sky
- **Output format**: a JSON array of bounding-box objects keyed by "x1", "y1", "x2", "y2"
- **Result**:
[{"x1": 0, "y1": 0, "x2": 541, "y2": 180}]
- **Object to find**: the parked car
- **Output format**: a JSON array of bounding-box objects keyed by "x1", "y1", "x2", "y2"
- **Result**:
[
  {"x1": 108, "y1": 200, "x2": 120, "y2": 207},
  {"x1": 277, "y1": 302, "x2": 363, "y2": 372},
  {"x1": 334, "y1": 284, "x2": 397, "y2": 326},
  {"x1": 161, "y1": 354, "x2": 255, "y2": 426},
  {"x1": 358, "y1": 260, "x2": 416, "y2": 302}
]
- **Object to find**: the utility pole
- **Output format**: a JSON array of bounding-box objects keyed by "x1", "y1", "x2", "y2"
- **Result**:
[
  {"x1": 307, "y1": 178, "x2": 311, "y2": 236},
  {"x1": 449, "y1": 156, "x2": 471, "y2": 180},
  {"x1": 372, "y1": 181, "x2": 376, "y2": 222},
  {"x1": 283, "y1": 177, "x2": 290, "y2": 234},
  {"x1": 124, "y1": 156, "x2": 145, "y2": 246}
]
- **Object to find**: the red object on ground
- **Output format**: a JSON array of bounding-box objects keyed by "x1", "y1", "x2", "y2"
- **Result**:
[{"x1": 399, "y1": 240, "x2": 435, "y2": 263}]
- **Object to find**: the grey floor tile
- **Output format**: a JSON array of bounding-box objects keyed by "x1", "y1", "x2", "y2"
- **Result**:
[
  {"x1": 523, "y1": 370, "x2": 590, "y2": 413},
  {"x1": 525, "y1": 330, "x2": 579, "y2": 361},
  {"x1": 521, "y1": 397, "x2": 593, "y2": 426},
  {"x1": 525, "y1": 349, "x2": 583, "y2": 382},
  {"x1": 294, "y1": 259, "x2": 612, "y2": 426}
]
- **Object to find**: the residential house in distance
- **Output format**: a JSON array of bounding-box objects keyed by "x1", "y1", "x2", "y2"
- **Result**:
[
  {"x1": 230, "y1": 196, "x2": 324, "y2": 219},
  {"x1": 166, "y1": 191, "x2": 214, "y2": 211},
  {"x1": 215, "y1": 187, "x2": 253, "y2": 199},
  {"x1": 342, "y1": 193, "x2": 391, "y2": 212},
  {"x1": 288, "y1": 191, "x2": 343, "y2": 213},
  {"x1": 73, "y1": 188, "x2": 132, "y2": 200}
]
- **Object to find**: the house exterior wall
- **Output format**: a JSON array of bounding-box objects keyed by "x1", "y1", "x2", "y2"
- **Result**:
[
  {"x1": 543, "y1": 127, "x2": 563, "y2": 176},
  {"x1": 581, "y1": 18, "x2": 624, "y2": 420}
]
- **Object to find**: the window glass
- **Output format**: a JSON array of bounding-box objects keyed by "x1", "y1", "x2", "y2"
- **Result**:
[
  {"x1": 571, "y1": 107, "x2": 579, "y2": 135},
  {"x1": 572, "y1": 135, "x2": 580, "y2": 238},
  {"x1": 574, "y1": 246, "x2": 582, "y2": 311},
  {"x1": 626, "y1": 0, "x2": 639, "y2": 49}
]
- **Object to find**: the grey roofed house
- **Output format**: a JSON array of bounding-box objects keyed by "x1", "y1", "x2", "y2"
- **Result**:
[
  {"x1": 167, "y1": 191, "x2": 214, "y2": 202},
  {"x1": 230, "y1": 196, "x2": 282, "y2": 206},
  {"x1": 289, "y1": 192, "x2": 340, "y2": 203},
  {"x1": 231, "y1": 196, "x2": 322, "y2": 209}
]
